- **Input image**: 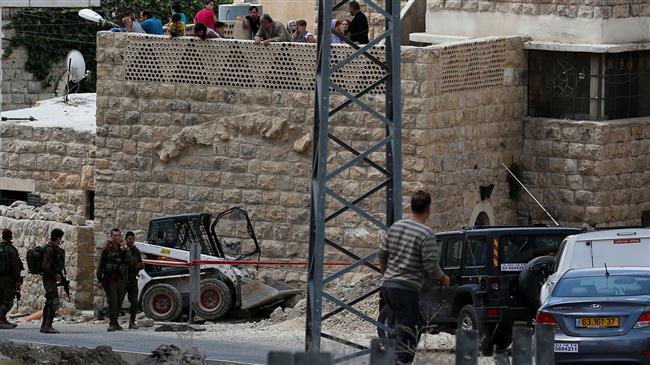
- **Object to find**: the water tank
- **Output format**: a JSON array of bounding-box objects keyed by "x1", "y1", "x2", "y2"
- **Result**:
[{"x1": 219, "y1": 3, "x2": 263, "y2": 22}]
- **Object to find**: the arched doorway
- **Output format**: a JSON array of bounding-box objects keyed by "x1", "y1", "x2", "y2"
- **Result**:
[{"x1": 474, "y1": 211, "x2": 490, "y2": 227}]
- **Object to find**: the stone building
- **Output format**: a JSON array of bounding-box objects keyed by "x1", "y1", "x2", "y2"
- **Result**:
[{"x1": 1, "y1": 0, "x2": 650, "y2": 304}]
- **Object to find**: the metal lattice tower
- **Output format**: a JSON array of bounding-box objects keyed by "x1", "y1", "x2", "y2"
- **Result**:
[{"x1": 307, "y1": 0, "x2": 401, "y2": 361}]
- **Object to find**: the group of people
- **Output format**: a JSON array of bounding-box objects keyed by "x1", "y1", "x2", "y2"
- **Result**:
[
  {"x1": 0, "y1": 227, "x2": 143, "y2": 333},
  {"x1": 119, "y1": 0, "x2": 370, "y2": 46}
]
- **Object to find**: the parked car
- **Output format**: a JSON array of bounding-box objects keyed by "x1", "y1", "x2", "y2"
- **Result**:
[
  {"x1": 379, "y1": 226, "x2": 581, "y2": 356},
  {"x1": 540, "y1": 228, "x2": 650, "y2": 304},
  {"x1": 536, "y1": 267, "x2": 650, "y2": 365}
]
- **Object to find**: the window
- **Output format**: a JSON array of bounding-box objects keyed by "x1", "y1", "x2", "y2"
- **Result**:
[
  {"x1": 501, "y1": 235, "x2": 565, "y2": 263},
  {"x1": 554, "y1": 276, "x2": 650, "y2": 297},
  {"x1": 0, "y1": 190, "x2": 29, "y2": 206},
  {"x1": 528, "y1": 50, "x2": 650, "y2": 120},
  {"x1": 465, "y1": 236, "x2": 487, "y2": 267},
  {"x1": 85, "y1": 191, "x2": 95, "y2": 220},
  {"x1": 445, "y1": 237, "x2": 463, "y2": 268}
]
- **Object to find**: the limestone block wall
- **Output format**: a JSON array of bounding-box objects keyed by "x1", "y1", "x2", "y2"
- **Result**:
[
  {"x1": 1, "y1": 10, "x2": 64, "y2": 111},
  {"x1": 0, "y1": 124, "x2": 96, "y2": 216},
  {"x1": 426, "y1": 0, "x2": 650, "y2": 19},
  {"x1": 95, "y1": 32, "x2": 526, "y2": 281},
  {"x1": 0, "y1": 202, "x2": 95, "y2": 313},
  {"x1": 521, "y1": 118, "x2": 650, "y2": 227}
]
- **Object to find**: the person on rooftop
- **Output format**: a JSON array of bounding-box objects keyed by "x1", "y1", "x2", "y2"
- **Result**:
[
  {"x1": 236, "y1": 5, "x2": 260, "y2": 40},
  {"x1": 195, "y1": 0, "x2": 217, "y2": 31},
  {"x1": 331, "y1": 19, "x2": 343, "y2": 44},
  {"x1": 122, "y1": 15, "x2": 145, "y2": 33},
  {"x1": 348, "y1": 0, "x2": 369, "y2": 44},
  {"x1": 292, "y1": 20, "x2": 316, "y2": 43},
  {"x1": 140, "y1": 10, "x2": 164, "y2": 35},
  {"x1": 287, "y1": 19, "x2": 297, "y2": 39},
  {"x1": 254, "y1": 14, "x2": 290, "y2": 46},
  {"x1": 171, "y1": 1, "x2": 187, "y2": 25},
  {"x1": 194, "y1": 22, "x2": 219, "y2": 40},
  {"x1": 168, "y1": 13, "x2": 185, "y2": 37}
]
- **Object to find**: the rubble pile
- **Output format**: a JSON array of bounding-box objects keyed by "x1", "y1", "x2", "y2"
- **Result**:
[
  {"x1": 0, "y1": 201, "x2": 86, "y2": 226},
  {"x1": 0, "y1": 341, "x2": 126, "y2": 365}
]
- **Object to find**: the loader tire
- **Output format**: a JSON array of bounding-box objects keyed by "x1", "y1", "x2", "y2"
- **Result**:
[
  {"x1": 142, "y1": 283, "x2": 184, "y2": 322},
  {"x1": 192, "y1": 278, "x2": 233, "y2": 320}
]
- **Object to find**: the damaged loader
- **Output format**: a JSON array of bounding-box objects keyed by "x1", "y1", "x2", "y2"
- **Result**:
[{"x1": 133, "y1": 207, "x2": 300, "y2": 322}]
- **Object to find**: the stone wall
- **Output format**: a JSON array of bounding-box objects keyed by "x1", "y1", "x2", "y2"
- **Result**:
[
  {"x1": 521, "y1": 118, "x2": 650, "y2": 227},
  {"x1": 0, "y1": 202, "x2": 95, "y2": 313},
  {"x1": 426, "y1": 0, "x2": 650, "y2": 19},
  {"x1": 0, "y1": 123, "x2": 96, "y2": 216},
  {"x1": 1, "y1": 10, "x2": 64, "y2": 111},
  {"x1": 95, "y1": 32, "x2": 526, "y2": 282}
]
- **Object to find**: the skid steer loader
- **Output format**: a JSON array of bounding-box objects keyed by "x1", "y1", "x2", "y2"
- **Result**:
[{"x1": 133, "y1": 207, "x2": 301, "y2": 322}]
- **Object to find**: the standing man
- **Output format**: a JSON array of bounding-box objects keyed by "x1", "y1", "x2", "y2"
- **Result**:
[
  {"x1": 378, "y1": 191, "x2": 450, "y2": 364},
  {"x1": 41, "y1": 228, "x2": 66, "y2": 334},
  {"x1": 124, "y1": 231, "x2": 143, "y2": 329},
  {"x1": 254, "y1": 14, "x2": 291, "y2": 46},
  {"x1": 0, "y1": 229, "x2": 23, "y2": 329},
  {"x1": 348, "y1": 1, "x2": 369, "y2": 44},
  {"x1": 97, "y1": 228, "x2": 131, "y2": 332},
  {"x1": 237, "y1": 5, "x2": 261, "y2": 40}
]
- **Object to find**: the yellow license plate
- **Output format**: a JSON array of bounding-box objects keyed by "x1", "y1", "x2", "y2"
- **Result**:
[{"x1": 576, "y1": 316, "x2": 619, "y2": 328}]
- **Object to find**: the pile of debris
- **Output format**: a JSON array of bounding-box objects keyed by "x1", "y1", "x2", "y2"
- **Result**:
[
  {"x1": 0, "y1": 341, "x2": 126, "y2": 365},
  {"x1": 0, "y1": 201, "x2": 86, "y2": 225}
]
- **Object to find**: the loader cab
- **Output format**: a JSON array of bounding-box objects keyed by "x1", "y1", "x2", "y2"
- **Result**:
[{"x1": 145, "y1": 207, "x2": 261, "y2": 260}]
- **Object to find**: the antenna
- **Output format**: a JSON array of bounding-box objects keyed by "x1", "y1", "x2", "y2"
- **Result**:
[
  {"x1": 501, "y1": 162, "x2": 561, "y2": 227},
  {"x1": 604, "y1": 263, "x2": 609, "y2": 277},
  {"x1": 64, "y1": 50, "x2": 90, "y2": 104}
]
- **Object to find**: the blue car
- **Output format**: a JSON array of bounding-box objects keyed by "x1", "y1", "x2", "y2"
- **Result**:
[{"x1": 536, "y1": 267, "x2": 650, "y2": 364}]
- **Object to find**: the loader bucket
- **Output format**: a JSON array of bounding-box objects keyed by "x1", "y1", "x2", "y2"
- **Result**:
[{"x1": 240, "y1": 277, "x2": 302, "y2": 310}]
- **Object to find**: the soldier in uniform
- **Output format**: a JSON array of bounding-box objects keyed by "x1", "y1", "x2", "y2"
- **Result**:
[
  {"x1": 0, "y1": 229, "x2": 23, "y2": 329},
  {"x1": 124, "y1": 231, "x2": 143, "y2": 329},
  {"x1": 41, "y1": 228, "x2": 66, "y2": 334},
  {"x1": 97, "y1": 228, "x2": 131, "y2": 332}
]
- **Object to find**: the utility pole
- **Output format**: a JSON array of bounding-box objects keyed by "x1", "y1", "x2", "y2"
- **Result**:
[{"x1": 307, "y1": 0, "x2": 401, "y2": 362}]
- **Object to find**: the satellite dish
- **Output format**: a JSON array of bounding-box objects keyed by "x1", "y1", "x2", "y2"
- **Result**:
[{"x1": 66, "y1": 50, "x2": 86, "y2": 83}]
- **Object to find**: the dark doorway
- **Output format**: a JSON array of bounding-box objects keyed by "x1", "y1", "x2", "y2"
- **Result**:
[{"x1": 474, "y1": 212, "x2": 490, "y2": 227}]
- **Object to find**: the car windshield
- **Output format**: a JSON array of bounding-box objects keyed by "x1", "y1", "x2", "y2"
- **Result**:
[
  {"x1": 553, "y1": 275, "x2": 650, "y2": 297},
  {"x1": 501, "y1": 235, "x2": 565, "y2": 263}
]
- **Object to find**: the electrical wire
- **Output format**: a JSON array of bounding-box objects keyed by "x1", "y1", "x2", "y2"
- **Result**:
[{"x1": 5, "y1": 34, "x2": 96, "y2": 45}]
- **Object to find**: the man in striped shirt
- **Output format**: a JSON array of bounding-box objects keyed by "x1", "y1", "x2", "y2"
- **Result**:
[{"x1": 378, "y1": 190, "x2": 449, "y2": 364}]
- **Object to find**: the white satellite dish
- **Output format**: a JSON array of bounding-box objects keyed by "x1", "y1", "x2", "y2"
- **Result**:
[{"x1": 66, "y1": 50, "x2": 86, "y2": 83}]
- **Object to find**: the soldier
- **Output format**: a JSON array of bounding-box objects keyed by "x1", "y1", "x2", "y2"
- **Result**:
[
  {"x1": 0, "y1": 229, "x2": 23, "y2": 329},
  {"x1": 97, "y1": 228, "x2": 131, "y2": 332},
  {"x1": 124, "y1": 231, "x2": 143, "y2": 329},
  {"x1": 41, "y1": 228, "x2": 66, "y2": 334}
]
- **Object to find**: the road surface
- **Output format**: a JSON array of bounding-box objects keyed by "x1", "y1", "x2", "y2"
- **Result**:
[{"x1": 2, "y1": 323, "x2": 302, "y2": 364}]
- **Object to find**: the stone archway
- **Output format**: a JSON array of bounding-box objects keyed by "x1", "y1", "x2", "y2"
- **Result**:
[{"x1": 469, "y1": 201, "x2": 495, "y2": 227}]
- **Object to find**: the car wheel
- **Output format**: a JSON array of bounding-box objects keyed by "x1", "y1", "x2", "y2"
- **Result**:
[
  {"x1": 457, "y1": 304, "x2": 493, "y2": 356},
  {"x1": 142, "y1": 283, "x2": 184, "y2": 322},
  {"x1": 519, "y1": 255, "x2": 555, "y2": 309},
  {"x1": 191, "y1": 278, "x2": 233, "y2": 320}
]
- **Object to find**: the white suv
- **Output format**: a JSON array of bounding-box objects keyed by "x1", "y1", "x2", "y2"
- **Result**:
[{"x1": 540, "y1": 228, "x2": 650, "y2": 304}]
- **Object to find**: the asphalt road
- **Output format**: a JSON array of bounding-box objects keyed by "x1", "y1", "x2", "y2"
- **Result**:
[{"x1": 1, "y1": 323, "x2": 301, "y2": 364}]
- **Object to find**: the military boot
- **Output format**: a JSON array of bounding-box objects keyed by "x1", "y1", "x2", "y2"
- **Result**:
[
  {"x1": 39, "y1": 314, "x2": 48, "y2": 333},
  {"x1": 41, "y1": 318, "x2": 59, "y2": 334},
  {"x1": 128, "y1": 313, "x2": 138, "y2": 329},
  {"x1": 107, "y1": 318, "x2": 119, "y2": 332},
  {"x1": 0, "y1": 313, "x2": 16, "y2": 329}
]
